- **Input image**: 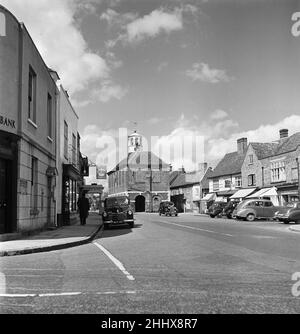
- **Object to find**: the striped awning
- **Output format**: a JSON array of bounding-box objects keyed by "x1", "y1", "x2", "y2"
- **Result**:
[
  {"x1": 247, "y1": 187, "x2": 277, "y2": 198},
  {"x1": 201, "y1": 193, "x2": 216, "y2": 201},
  {"x1": 230, "y1": 188, "x2": 256, "y2": 199}
]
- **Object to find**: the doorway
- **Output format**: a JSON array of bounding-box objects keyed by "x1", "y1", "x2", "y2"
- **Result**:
[
  {"x1": 135, "y1": 195, "x2": 145, "y2": 212},
  {"x1": 0, "y1": 158, "x2": 8, "y2": 233}
]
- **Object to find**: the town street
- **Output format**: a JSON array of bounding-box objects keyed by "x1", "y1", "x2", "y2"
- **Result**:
[{"x1": 1, "y1": 213, "x2": 300, "y2": 314}]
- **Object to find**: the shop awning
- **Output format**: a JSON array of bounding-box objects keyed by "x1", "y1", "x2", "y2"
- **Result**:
[
  {"x1": 201, "y1": 193, "x2": 216, "y2": 201},
  {"x1": 247, "y1": 187, "x2": 277, "y2": 198},
  {"x1": 217, "y1": 190, "x2": 236, "y2": 196},
  {"x1": 230, "y1": 188, "x2": 256, "y2": 199}
]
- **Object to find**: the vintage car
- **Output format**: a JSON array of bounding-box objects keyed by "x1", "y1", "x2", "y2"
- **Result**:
[
  {"x1": 274, "y1": 202, "x2": 300, "y2": 224},
  {"x1": 207, "y1": 201, "x2": 228, "y2": 218},
  {"x1": 232, "y1": 199, "x2": 278, "y2": 221},
  {"x1": 222, "y1": 200, "x2": 240, "y2": 219},
  {"x1": 159, "y1": 201, "x2": 178, "y2": 216},
  {"x1": 102, "y1": 196, "x2": 134, "y2": 229}
]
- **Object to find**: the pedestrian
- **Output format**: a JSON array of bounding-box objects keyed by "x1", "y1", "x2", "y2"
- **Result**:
[{"x1": 77, "y1": 191, "x2": 90, "y2": 225}]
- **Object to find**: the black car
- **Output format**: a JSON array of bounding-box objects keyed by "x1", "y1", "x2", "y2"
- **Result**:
[
  {"x1": 102, "y1": 196, "x2": 134, "y2": 229},
  {"x1": 223, "y1": 200, "x2": 240, "y2": 219},
  {"x1": 207, "y1": 201, "x2": 227, "y2": 218},
  {"x1": 159, "y1": 201, "x2": 178, "y2": 216}
]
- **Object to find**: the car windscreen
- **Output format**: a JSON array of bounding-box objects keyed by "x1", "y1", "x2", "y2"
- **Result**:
[{"x1": 106, "y1": 197, "x2": 129, "y2": 208}]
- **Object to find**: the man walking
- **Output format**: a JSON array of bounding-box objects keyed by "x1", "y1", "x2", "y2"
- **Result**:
[{"x1": 77, "y1": 192, "x2": 90, "y2": 225}]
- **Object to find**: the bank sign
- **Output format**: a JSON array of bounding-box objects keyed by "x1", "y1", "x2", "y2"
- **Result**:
[{"x1": 0, "y1": 114, "x2": 16, "y2": 131}]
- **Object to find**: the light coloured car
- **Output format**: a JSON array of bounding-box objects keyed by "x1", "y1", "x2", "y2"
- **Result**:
[{"x1": 232, "y1": 199, "x2": 278, "y2": 221}]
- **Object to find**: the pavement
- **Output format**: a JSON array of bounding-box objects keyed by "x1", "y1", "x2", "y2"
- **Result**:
[{"x1": 0, "y1": 213, "x2": 103, "y2": 257}]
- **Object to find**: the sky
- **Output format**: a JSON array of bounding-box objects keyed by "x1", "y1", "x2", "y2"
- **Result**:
[{"x1": 1, "y1": 0, "x2": 300, "y2": 171}]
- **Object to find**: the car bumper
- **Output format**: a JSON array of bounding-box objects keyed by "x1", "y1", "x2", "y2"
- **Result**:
[
  {"x1": 274, "y1": 214, "x2": 290, "y2": 221},
  {"x1": 104, "y1": 219, "x2": 134, "y2": 224}
]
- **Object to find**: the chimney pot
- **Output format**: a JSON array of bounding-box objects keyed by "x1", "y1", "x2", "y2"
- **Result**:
[{"x1": 279, "y1": 129, "x2": 288, "y2": 139}]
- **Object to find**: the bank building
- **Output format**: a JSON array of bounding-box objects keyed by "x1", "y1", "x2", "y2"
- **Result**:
[{"x1": 107, "y1": 131, "x2": 170, "y2": 212}]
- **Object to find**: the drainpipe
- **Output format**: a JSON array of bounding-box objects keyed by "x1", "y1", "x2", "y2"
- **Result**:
[{"x1": 261, "y1": 167, "x2": 264, "y2": 188}]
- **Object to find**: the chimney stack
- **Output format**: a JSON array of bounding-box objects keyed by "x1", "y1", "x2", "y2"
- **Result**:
[
  {"x1": 198, "y1": 162, "x2": 208, "y2": 173},
  {"x1": 279, "y1": 129, "x2": 288, "y2": 139},
  {"x1": 237, "y1": 138, "x2": 248, "y2": 155}
]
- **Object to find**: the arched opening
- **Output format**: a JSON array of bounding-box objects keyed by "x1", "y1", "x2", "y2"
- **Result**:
[
  {"x1": 152, "y1": 196, "x2": 161, "y2": 213},
  {"x1": 135, "y1": 195, "x2": 145, "y2": 212}
]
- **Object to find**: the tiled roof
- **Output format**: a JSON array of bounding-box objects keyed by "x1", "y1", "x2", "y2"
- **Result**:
[
  {"x1": 251, "y1": 132, "x2": 300, "y2": 159},
  {"x1": 250, "y1": 142, "x2": 278, "y2": 159},
  {"x1": 170, "y1": 173, "x2": 197, "y2": 189},
  {"x1": 209, "y1": 151, "x2": 245, "y2": 178},
  {"x1": 107, "y1": 151, "x2": 169, "y2": 174},
  {"x1": 170, "y1": 168, "x2": 213, "y2": 189}
]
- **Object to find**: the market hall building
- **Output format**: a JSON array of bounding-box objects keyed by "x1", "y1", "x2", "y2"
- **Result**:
[
  {"x1": 107, "y1": 131, "x2": 171, "y2": 212},
  {"x1": 0, "y1": 5, "x2": 58, "y2": 236}
]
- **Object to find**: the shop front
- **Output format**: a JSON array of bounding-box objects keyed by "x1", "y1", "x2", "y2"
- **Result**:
[
  {"x1": 276, "y1": 183, "x2": 299, "y2": 205},
  {"x1": 62, "y1": 164, "x2": 82, "y2": 225}
]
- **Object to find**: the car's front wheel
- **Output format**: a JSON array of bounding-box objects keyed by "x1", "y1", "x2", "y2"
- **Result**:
[{"x1": 246, "y1": 213, "x2": 255, "y2": 222}]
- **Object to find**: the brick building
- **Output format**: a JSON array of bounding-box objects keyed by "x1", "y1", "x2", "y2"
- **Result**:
[
  {"x1": 208, "y1": 138, "x2": 248, "y2": 201},
  {"x1": 241, "y1": 129, "x2": 300, "y2": 205},
  {"x1": 107, "y1": 131, "x2": 170, "y2": 212},
  {"x1": 170, "y1": 164, "x2": 211, "y2": 213}
]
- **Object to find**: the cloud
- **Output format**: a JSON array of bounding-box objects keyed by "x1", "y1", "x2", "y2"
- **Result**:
[
  {"x1": 105, "y1": 5, "x2": 198, "y2": 48},
  {"x1": 100, "y1": 8, "x2": 138, "y2": 28},
  {"x1": 186, "y1": 62, "x2": 234, "y2": 84},
  {"x1": 125, "y1": 8, "x2": 183, "y2": 43},
  {"x1": 1, "y1": 0, "x2": 111, "y2": 95},
  {"x1": 93, "y1": 80, "x2": 128, "y2": 103},
  {"x1": 210, "y1": 109, "x2": 228, "y2": 120},
  {"x1": 157, "y1": 61, "x2": 169, "y2": 72}
]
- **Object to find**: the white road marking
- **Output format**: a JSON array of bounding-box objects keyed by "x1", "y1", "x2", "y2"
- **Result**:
[
  {"x1": 97, "y1": 291, "x2": 136, "y2": 295},
  {"x1": 157, "y1": 220, "x2": 234, "y2": 237},
  {"x1": 38, "y1": 292, "x2": 82, "y2": 297},
  {"x1": 0, "y1": 272, "x2": 6, "y2": 295},
  {"x1": 0, "y1": 293, "x2": 36, "y2": 298},
  {"x1": 93, "y1": 241, "x2": 135, "y2": 281},
  {"x1": 0, "y1": 291, "x2": 136, "y2": 298}
]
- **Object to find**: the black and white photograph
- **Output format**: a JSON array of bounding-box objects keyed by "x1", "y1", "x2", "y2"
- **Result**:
[{"x1": 1, "y1": 0, "x2": 300, "y2": 318}]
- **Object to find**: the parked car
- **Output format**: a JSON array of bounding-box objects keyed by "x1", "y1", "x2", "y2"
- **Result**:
[
  {"x1": 207, "y1": 201, "x2": 228, "y2": 218},
  {"x1": 159, "y1": 201, "x2": 178, "y2": 216},
  {"x1": 274, "y1": 202, "x2": 300, "y2": 224},
  {"x1": 232, "y1": 199, "x2": 278, "y2": 221},
  {"x1": 102, "y1": 196, "x2": 134, "y2": 229},
  {"x1": 222, "y1": 200, "x2": 240, "y2": 219}
]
